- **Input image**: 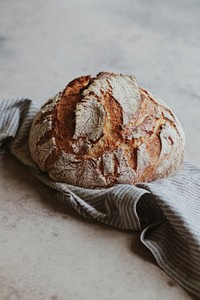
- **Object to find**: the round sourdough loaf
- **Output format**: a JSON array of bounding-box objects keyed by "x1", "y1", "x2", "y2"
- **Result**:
[{"x1": 29, "y1": 72, "x2": 185, "y2": 188}]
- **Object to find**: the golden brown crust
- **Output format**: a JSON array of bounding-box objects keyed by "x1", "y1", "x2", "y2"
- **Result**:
[
  {"x1": 29, "y1": 72, "x2": 185, "y2": 188},
  {"x1": 53, "y1": 76, "x2": 91, "y2": 153}
]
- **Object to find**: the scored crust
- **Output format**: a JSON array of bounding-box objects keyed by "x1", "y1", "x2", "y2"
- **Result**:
[{"x1": 29, "y1": 72, "x2": 185, "y2": 188}]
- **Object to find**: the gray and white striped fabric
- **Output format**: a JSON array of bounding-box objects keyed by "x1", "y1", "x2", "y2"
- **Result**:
[{"x1": 0, "y1": 98, "x2": 200, "y2": 297}]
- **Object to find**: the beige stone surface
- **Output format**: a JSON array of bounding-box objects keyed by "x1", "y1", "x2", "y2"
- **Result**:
[{"x1": 0, "y1": 0, "x2": 199, "y2": 299}]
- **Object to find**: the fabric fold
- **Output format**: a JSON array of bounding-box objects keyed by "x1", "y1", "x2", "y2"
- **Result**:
[{"x1": 0, "y1": 98, "x2": 200, "y2": 297}]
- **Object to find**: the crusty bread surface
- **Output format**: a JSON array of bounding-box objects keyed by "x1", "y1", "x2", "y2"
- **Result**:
[{"x1": 29, "y1": 72, "x2": 185, "y2": 188}]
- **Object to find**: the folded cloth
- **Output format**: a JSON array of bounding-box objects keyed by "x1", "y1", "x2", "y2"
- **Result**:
[{"x1": 0, "y1": 98, "x2": 200, "y2": 297}]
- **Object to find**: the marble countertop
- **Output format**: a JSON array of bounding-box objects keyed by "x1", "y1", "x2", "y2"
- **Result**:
[{"x1": 0, "y1": 1, "x2": 199, "y2": 299}]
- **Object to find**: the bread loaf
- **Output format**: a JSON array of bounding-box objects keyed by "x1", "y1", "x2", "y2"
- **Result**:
[{"x1": 29, "y1": 72, "x2": 185, "y2": 188}]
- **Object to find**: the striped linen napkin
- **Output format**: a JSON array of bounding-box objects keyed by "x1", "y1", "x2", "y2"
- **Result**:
[{"x1": 0, "y1": 98, "x2": 200, "y2": 297}]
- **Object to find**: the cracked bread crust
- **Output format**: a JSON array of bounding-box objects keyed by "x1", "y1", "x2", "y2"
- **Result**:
[{"x1": 29, "y1": 72, "x2": 185, "y2": 188}]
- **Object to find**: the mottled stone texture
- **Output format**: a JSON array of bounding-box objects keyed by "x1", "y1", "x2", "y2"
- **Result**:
[{"x1": 0, "y1": 0, "x2": 199, "y2": 299}]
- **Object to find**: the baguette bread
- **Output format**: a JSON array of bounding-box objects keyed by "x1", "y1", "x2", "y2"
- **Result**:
[{"x1": 29, "y1": 72, "x2": 185, "y2": 188}]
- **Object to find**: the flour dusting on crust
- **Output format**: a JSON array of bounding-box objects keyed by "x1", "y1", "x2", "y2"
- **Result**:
[{"x1": 29, "y1": 72, "x2": 185, "y2": 188}]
